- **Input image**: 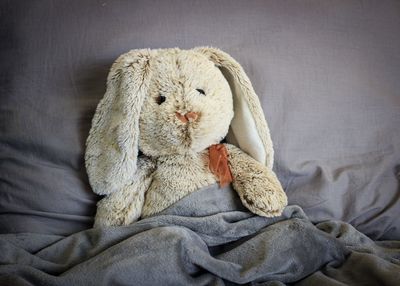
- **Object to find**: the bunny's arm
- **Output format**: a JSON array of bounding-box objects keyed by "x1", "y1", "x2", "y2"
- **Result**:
[
  {"x1": 224, "y1": 144, "x2": 287, "y2": 217},
  {"x1": 94, "y1": 156, "x2": 156, "y2": 227}
]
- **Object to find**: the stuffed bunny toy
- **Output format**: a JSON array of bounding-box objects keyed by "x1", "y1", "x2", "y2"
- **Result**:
[{"x1": 85, "y1": 47, "x2": 287, "y2": 227}]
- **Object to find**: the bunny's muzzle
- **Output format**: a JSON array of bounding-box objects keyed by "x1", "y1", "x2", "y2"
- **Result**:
[{"x1": 175, "y1": 111, "x2": 199, "y2": 123}]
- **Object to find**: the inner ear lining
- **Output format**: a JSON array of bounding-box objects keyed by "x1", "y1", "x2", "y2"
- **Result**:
[{"x1": 219, "y1": 66, "x2": 266, "y2": 165}]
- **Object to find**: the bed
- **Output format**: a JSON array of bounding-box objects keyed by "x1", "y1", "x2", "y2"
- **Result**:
[{"x1": 0, "y1": 1, "x2": 399, "y2": 285}]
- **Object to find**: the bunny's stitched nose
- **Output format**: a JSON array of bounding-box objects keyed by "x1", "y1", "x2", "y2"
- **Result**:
[{"x1": 175, "y1": 111, "x2": 199, "y2": 123}]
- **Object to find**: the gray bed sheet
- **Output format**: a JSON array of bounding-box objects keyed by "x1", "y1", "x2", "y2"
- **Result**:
[
  {"x1": 0, "y1": 0, "x2": 399, "y2": 240},
  {"x1": 0, "y1": 185, "x2": 399, "y2": 286}
]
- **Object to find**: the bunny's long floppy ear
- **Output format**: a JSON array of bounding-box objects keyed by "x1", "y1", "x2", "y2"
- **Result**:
[
  {"x1": 194, "y1": 47, "x2": 274, "y2": 169},
  {"x1": 85, "y1": 49, "x2": 153, "y2": 195}
]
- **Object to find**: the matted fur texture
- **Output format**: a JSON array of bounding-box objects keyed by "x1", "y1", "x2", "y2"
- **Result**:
[{"x1": 85, "y1": 47, "x2": 287, "y2": 226}]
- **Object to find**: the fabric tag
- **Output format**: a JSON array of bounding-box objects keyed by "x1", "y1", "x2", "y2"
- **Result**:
[{"x1": 208, "y1": 144, "x2": 233, "y2": 187}]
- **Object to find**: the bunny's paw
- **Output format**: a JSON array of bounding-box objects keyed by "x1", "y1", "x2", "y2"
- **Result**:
[
  {"x1": 93, "y1": 188, "x2": 144, "y2": 227},
  {"x1": 239, "y1": 186, "x2": 287, "y2": 218}
]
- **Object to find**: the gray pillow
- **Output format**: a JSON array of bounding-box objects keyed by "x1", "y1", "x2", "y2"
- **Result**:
[{"x1": 1, "y1": 0, "x2": 399, "y2": 239}]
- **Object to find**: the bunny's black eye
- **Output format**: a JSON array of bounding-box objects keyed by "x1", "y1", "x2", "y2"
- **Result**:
[
  {"x1": 156, "y1": 95, "x2": 166, "y2": 105},
  {"x1": 196, "y1": 89, "x2": 206, "y2": 95}
]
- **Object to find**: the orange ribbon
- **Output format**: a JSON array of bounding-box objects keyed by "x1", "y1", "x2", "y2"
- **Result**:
[{"x1": 208, "y1": 144, "x2": 233, "y2": 187}]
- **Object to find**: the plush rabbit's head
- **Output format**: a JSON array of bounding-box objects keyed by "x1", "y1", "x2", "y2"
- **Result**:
[
  {"x1": 139, "y1": 49, "x2": 233, "y2": 157},
  {"x1": 85, "y1": 47, "x2": 274, "y2": 195}
]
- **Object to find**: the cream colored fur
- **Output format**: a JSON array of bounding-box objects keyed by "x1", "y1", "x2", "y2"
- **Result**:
[
  {"x1": 225, "y1": 144, "x2": 287, "y2": 217},
  {"x1": 85, "y1": 47, "x2": 287, "y2": 227}
]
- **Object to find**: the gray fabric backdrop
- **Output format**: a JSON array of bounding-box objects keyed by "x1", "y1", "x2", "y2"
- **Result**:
[{"x1": 0, "y1": 0, "x2": 399, "y2": 239}]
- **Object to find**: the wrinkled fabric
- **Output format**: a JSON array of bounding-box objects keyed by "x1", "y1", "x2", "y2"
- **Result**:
[{"x1": 0, "y1": 185, "x2": 399, "y2": 286}]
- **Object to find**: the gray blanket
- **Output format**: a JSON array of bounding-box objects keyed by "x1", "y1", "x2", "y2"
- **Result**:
[{"x1": 0, "y1": 184, "x2": 399, "y2": 285}]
